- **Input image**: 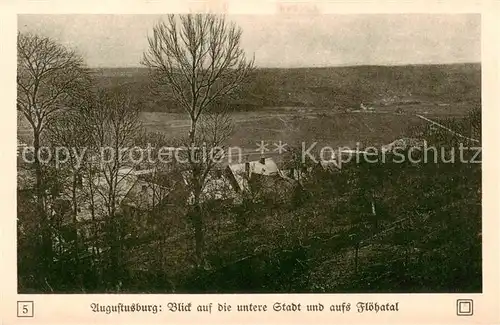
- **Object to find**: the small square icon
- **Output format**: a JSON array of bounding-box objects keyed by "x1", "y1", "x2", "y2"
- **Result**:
[
  {"x1": 456, "y1": 299, "x2": 473, "y2": 316},
  {"x1": 17, "y1": 301, "x2": 34, "y2": 317}
]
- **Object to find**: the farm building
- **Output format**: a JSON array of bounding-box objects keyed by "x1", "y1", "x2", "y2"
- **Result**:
[
  {"x1": 46, "y1": 167, "x2": 171, "y2": 226},
  {"x1": 178, "y1": 157, "x2": 290, "y2": 205},
  {"x1": 181, "y1": 168, "x2": 239, "y2": 205},
  {"x1": 225, "y1": 157, "x2": 282, "y2": 192}
]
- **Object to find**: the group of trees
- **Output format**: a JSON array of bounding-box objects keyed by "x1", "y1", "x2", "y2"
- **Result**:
[
  {"x1": 18, "y1": 14, "x2": 254, "y2": 291},
  {"x1": 17, "y1": 45, "x2": 144, "y2": 290},
  {"x1": 17, "y1": 14, "x2": 481, "y2": 293}
]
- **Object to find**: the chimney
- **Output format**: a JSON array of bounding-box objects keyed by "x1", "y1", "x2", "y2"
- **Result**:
[{"x1": 259, "y1": 157, "x2": 266, "y2": 165}]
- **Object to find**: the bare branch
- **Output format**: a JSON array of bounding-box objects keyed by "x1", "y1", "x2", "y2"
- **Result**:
[
  {"x1": 143, "y1": 14, "x2": 254, "y2": 129},
  {"x1": 17, "y1": 32, "x2": 90, "y2": 138}
]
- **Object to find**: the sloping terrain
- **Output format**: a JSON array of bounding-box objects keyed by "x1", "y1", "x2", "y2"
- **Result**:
[{"x1": 91, "y1": 63, "x2": 480, "y2": 113}]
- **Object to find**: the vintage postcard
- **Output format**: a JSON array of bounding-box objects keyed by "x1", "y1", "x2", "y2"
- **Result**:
[{"x1": 1, "y1": 0, "x2": 499, "y2": 324}]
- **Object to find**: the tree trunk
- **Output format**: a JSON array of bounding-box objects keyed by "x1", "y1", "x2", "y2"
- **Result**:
[
  {"x1": 107, "y1": 207, "x2": 121, "y2": 285},
  {"x1": 189, "y1": 128, "x2": 196, "y2": 147},
  {"x1": 188, "y1": 118, "x2": 204, "y2": 266},
  {"x1": 189, "y1": 118, "x2": 197, "y2": 149},
  {"x1": 87, "y1": 168, "x2": 102, "y2": 285},
  {"x1": 192, "y1": 197, "x2": 204, "y2": 266},
  {"x1": 33, "y1": 130, "x2": 53, "y2": 280},
  {"x1": 71, "y1": 173, "x2": 81, "y2": 286}
]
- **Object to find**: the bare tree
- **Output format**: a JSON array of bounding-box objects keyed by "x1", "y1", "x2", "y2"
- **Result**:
[
  {"x1": 82, "y1": 90, "x2": 142, "y2": 281},
  {"x1": 17, "y1": 32, "x2": 89, "y2": 274},
  {"x1": 45, "y1": 109, "x2": 91, "y2": 286},
  {"x1": 196, "y1": 106, "x2": 235, "y2": 188},
  {"x1": 132, "y1": 131, "x2": 184, "y2": 273},
  {"x1": 142, "y1": 14, "x2": 254, "y2": 263}
]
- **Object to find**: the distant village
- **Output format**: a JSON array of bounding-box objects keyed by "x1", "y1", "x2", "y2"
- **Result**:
[
  {"x1": 18, "y1": 105, "x2": 480, "y2": 262},
  {"x1": 17, "y1": 136, "x2": 423, "y2": 223}
]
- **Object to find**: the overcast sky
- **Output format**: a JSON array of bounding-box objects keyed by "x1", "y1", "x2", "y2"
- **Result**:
[{"x1": 18, "y1": 14, "x2": 480, "y2": 68}]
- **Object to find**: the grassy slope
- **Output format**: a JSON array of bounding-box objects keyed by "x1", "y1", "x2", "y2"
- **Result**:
[{"x1": 92, "y1": 63, "x2": 481, "y2": 112}]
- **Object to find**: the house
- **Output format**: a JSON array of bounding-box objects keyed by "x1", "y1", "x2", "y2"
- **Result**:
[
  {"x1": 181, "y1": 168, "x2": 239, "y2": 205},
  {"x1": 175, "y1": 157, "x2": 293, "y2": 206},
  {"x1": 44, "y1": 166, "x2": 171, "y2": 227},
  {"x1": 121, "y1": 172, "x2": 172, "y2": 212},
  {"x1": 225, "y1": 157, "x2": 295, "y2": 204},
  {"x1": 225, "y1": 157, "x2": 282, "y2": 192}
]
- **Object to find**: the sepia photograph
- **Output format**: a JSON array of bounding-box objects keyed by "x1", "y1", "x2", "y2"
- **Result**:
[{"x1": 16, "y1": 13, "x2": 482, "y2": 295}]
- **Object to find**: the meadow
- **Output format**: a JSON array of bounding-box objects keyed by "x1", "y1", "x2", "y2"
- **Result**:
[
  {"x1": 18, "y1": 63, "x2": 480, "y2": 158},
  {"x1": 94, "y1": 63, "x2": 481, "y2": 150}
]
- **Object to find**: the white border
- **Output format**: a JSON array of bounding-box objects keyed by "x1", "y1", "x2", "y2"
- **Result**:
[{"x1": 1, "y1": 1, "x2": 499, "y2": 324}]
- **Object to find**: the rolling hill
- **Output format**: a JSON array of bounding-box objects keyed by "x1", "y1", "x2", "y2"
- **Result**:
[{"x1": 91, "y1": 63, "x2": 481, "y2": 113}]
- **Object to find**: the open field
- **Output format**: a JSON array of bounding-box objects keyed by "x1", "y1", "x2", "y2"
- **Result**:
[
  {"x1": 19, "y1": 101, "x2": 475, "y2": 165},
  {"x1": 19, "y1": 63, "x2": 480, "y2": 153},
  {"x1": 140, "y1": 103, "x2": 472, "y2": 147}
]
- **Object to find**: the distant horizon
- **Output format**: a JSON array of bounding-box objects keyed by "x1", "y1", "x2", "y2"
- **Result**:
[{"x1": 89, "y1": 61, "x2": 481, "y2": 70}]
